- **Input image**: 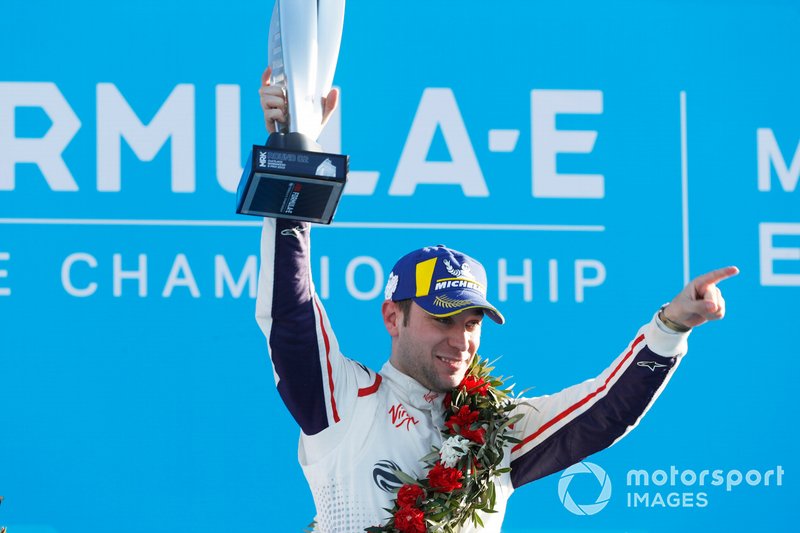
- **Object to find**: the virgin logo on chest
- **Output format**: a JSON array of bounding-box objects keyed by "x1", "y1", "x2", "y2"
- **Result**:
[{"x1": 388, "y1": 403, "x2": 419, "y2": 431}]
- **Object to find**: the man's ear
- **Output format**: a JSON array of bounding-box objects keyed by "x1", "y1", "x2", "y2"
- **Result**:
[{"x1": 381, "y1": 300, "x2": 402, "y2": 337}]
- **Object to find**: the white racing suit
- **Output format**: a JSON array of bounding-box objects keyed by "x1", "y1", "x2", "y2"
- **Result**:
[{"x1": 256, "y1": 218, "x2": 689, "y2": 532}]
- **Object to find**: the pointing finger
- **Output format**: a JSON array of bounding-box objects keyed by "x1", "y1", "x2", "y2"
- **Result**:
[{"x1": 695, "y1": 266, "x2": 739, "y2": 294}]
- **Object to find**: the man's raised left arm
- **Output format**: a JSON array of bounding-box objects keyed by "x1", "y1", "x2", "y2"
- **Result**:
[{"x1": 506, "y1": 266, "x2": 739, "y2": 488}]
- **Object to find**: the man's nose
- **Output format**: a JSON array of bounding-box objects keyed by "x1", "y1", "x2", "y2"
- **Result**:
[{"x1": 448, "y1": 327, "x2": 470, "y2": 351}]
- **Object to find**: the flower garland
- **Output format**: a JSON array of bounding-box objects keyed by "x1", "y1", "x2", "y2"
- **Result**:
[{"x1": 366, "y1": 357, "x2": 522, "y2": 533}]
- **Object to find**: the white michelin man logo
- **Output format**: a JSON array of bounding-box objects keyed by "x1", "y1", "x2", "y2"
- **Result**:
[
  {"x1": 443, "y1": 259, "x2": 474, "y2": 279},
  {"x1": 384, "y1": 272, "x2": 399, "y2": 300},
  {"x1": 557, "y1": 461, "x2": 612, "y2": 516}
]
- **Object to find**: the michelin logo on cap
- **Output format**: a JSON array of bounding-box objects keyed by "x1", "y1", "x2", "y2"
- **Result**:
[
  {"x1": 443, "y1": 259, "x2": 474, "y2": 279},
  {"x1": 433, "y1": 278, "x2": 486, "y2": 294}
]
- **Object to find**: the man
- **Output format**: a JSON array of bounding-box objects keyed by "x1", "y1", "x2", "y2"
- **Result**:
[{"x1": 256, "y1": 68, "x2": 739, "y2": 532}]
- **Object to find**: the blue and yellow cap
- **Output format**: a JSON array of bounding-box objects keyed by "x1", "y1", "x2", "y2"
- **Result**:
[{"x1": 384, "y1": 245, "x2": 505, "y2": 325}]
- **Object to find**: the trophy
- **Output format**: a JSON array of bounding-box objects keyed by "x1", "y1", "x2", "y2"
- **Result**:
[{"x1": 236, "y1": 0, "x2": 348, "y2": 224}]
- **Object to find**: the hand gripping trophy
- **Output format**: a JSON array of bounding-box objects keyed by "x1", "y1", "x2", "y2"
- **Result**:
[{"x1": 236, "y1": 0, "x2": 348, "y2": 224}]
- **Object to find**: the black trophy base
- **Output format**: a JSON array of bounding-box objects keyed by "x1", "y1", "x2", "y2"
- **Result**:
[{"x1": 236, "y1": 133, "x2": 349, "y2": 225}]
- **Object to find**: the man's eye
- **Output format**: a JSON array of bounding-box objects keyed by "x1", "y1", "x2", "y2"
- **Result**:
[{"x1": 435, "y1": 317, "x2": 453, "y2": 325}]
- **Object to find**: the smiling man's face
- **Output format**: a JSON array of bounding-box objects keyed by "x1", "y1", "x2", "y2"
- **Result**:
[{"x1": 387, "y1": 302, "x2": 483, "y2": 392}]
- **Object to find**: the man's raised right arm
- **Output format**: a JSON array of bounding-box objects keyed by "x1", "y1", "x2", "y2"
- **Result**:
[
  {"x1": 254, "y1": 69, "x2": 370, "y2": 437},
  {"x1": 256, "y1": 219, "x2": 345, "y2": 435}
]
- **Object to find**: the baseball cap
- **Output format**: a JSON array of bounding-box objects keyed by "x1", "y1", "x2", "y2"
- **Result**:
[{"x1": 383, "y1": 245, "x2": 505, "y2": 324}]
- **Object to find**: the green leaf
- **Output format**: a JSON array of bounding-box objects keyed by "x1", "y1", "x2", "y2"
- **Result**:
[
  {"x1": 394, "y1": 470, "x2": 420, "y2": 486},
  {"x1": 500, "y1": 413, "x2": 525, "y2": 429},
  {"x1": 429, "y1": 509, "x2": 449, "y2": 521},
  {"x1": 420, "y1": 450, "x2": 439, "y2": 463}
]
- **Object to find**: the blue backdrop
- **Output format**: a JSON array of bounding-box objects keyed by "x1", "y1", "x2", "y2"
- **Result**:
[{"x1": 1, "y1": 1, "x2": 797, "y2": 531}]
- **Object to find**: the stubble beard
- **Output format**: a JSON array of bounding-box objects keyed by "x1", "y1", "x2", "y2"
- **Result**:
[
  {"x1": 418, "y1": 350, "x2": 473, "y2": 393},
  {"x1": 396, "y1": 343, "x2": 464, "y2": 393}
]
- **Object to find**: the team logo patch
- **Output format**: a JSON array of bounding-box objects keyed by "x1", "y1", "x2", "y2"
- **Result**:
[
  {"x1": 389, "y1": 403, "x2": 419, "y2": 431},
  {"x1": 637, "y1": 361, "x2": 668, "y2": 372},
  {"x1": 279, "y1": 225, "x2": 309, "y2": 238},
  {"x1": 423, "y1": 391, "x2": 439, "y2": 403},
  {"x1": 372, "y1": 460, "x2": 404, "y2": 493},
  {"x1": 433, "y1": 295, "x2": 472, "y2": 309}
]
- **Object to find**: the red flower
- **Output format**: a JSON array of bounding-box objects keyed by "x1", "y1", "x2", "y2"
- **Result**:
[
  {"x1": 394, "y1": 506, "x2": 426, "y2": 533},
  {"x1": 445, "y1": 405, "x2": 486, "y2": 444},
  {"x1": 443, "y1": 392, "x2": 452, "y2": 410},
  {"x1": 446, "y1": 405, "x2": 479, "y2": 430},
  {"x1": 460, "y1": 374, "x2": 489, "y2": 396},
  {"x1": 427, "y1": 462, "x2": 463, "y2": 493},
  {"x1": 396, "y1": 484, "x2": 425, "y2": 508}
]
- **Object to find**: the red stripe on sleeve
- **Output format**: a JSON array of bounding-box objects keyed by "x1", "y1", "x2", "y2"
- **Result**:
[
  {"x1": 314, "y1": 298, "x2": 340, "y2": 423},
  {"x1": 511, "y1": 334, "x2": 645, "y2": 453}
]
